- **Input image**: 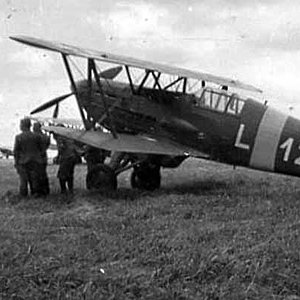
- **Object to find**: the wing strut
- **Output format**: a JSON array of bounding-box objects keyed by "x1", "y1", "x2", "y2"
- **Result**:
[
  {"x1": 87, "y1": 58, "x2": 93, "y2": 124},
  {"x1": 90, "y1": 59, "x2": 118, "y2": 138},
  {"x1": 61, "y1": 54, "x2": 89, "y2": 129},
  {"x1": 125, "y1": 66, "x2": 135, "y2": 93},
  {"x1": 151, "y1": 71, "x2": 162, "y2": 90},
  {"x1": 137, "y1": 70, "x2": 150, "y2": 94},
  {"x1": 183, "y1": 78, "x2": 187, "y2": 93},
  {"x1": 163, "y1": 76, "x2": 184, "y2": 91}
]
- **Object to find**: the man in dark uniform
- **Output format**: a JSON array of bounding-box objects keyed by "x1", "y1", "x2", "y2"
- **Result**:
[
  {"x1": 84, "y1": 145, "x2": 107, "y2": 173},
  {"x1": 55, "y1": 136, "x2": 78, "y2": 194},
  {"x1": 33, "y1": 122, "x2": 50, "y2": 195},
  {"x1": 13, "y1": 118, "x2": 44, "y2": 197}
]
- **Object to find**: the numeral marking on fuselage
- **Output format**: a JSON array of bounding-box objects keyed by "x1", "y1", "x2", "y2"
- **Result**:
[
  {"x1": 280, "y1": 137, "x2": 293, "y2": 162},
  {"x1": 279, "y1": 137, "x2": 300, "y2": 165},
  {"x1": 295, "y1": 146, "x2": 300, "y2": 165}
]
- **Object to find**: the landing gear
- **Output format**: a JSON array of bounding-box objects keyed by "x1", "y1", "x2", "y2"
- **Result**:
[
  {"x1": 86, "y1": 164, "x2": 117, "y2": 191},
  {"x1": 130, "y1": 163, "x2": 161, "y2": 191},
  {"x1": 85, "y1": 153, "x2": 163, "y2": 192}
]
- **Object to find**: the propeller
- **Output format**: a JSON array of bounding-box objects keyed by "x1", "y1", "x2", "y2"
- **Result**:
[
  {"x1": 30, "y1": 66, "x2": 122, "y2": 116},
  {"x1": 99, "y1": 66, "x2": 122, "y2": 80},
  {"x1": 30, "y1": 92, "x2": 73, "y2": 115},
  {"x1": 53, "y1": 103, "x2": 59, "y2": 118}
]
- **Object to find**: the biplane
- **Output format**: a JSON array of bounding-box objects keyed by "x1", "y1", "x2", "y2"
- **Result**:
[{"x1": 10, "y1": 35, "x2": 300, "y2": 191}]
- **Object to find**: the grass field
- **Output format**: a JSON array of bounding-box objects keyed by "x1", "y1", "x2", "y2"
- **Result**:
[{"x1": 1, "y1": 158, "x2": 300, "y2": 299}]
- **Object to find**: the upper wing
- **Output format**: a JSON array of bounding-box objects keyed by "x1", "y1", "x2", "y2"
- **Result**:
[
  {"x1": 43, "y1": 125, "x2": 209, "y2": 158},
  {"x1": 10, "y1": 35, "x2": 262, "y2": 93}
]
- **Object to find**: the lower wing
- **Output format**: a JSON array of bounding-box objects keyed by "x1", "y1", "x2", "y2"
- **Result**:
[{"x1": 43, "y1": 126, "x2": 209, "y2": 158}]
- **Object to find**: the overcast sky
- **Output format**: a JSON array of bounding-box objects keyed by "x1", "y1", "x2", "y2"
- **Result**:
[{"x1": 1, "y1": 0, "x2": 300, "y2": 146}]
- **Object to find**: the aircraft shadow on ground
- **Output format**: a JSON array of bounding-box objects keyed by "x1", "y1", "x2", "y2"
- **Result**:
[
  {"x1": 160, "y1": 179, "x2": 231, "y2": 196},
  {"x1": 97, "y1": 179, "x2": 232, "y2": 201},
  {"x1": 0, "y1": 179, "x2": 234, "y2": 206}
]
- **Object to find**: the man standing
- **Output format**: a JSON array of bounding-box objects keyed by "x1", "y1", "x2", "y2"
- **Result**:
[
  {"x1": 13, "y1": 118, "x2": 44, "y2": 197},
  {"x1": 33, "y1": 122, "x2": 50, "y2": 195},
  {"x1": 55, "y1": 136, "x2": 78, "y2": 194},
  {"x1": 84, "y1": 145, "x2": 107, "y2": 173}
]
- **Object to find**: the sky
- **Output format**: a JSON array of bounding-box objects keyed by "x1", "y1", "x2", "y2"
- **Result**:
[{"x1": 1, "y1": 0, "x2": 300, "y2": 146}]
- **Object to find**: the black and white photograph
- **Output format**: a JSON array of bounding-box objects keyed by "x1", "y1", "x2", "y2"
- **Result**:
[{"x1": 1, "y1": 0, "x2": 300, "y2": 299}]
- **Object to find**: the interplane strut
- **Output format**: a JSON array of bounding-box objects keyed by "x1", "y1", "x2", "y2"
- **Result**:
[
  {"x1": 90, "y1": 59, "x2": 118, "y2": 138},
  {"x1": 61, "y1": 54, "x2": 89, "y2": 129}
]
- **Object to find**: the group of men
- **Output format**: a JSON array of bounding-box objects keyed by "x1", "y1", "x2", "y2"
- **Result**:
[{"x1": 13, "y1": 118, "x2": 79, "y2": 197}]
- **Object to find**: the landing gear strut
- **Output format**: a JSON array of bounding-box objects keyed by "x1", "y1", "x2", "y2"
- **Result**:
[{"x1": 130, "y1": 162, "x2": 161, "y2": 191}]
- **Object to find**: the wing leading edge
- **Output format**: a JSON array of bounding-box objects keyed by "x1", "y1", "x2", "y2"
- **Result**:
[
  {"x1": 10, "y1": 35, "x2": 262, "y2": 93},
  {"x1": 44, "y1": 126, "x2": 209, "y2": 158},
  {"x1": 30, "y1": 116, "x2": 84, "y2": 128}
]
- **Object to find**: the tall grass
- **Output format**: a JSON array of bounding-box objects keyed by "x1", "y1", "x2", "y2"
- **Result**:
[{"x1": 1, "y1": 159, "x2": 300, "y2": 299}]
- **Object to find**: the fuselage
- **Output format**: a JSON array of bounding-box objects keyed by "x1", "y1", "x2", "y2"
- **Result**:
[
  {"x1": 230, "y1": 99, "x2": 300, "y2": 177},
  {"x1": 76, "y1": 79, "x2": 300, "y2": 177}
]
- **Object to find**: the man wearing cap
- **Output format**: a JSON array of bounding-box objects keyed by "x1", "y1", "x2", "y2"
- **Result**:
[
  {"x1": 33, "y1": 122, "x2": 50, "y2": 195},
  {"x1": 13, "y1": 118, "x2": 44, "y2": 197}
]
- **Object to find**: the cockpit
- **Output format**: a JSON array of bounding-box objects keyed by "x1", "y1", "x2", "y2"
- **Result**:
[{"x1": 192, "y1": 87, "x2": 246, "y2": 115}]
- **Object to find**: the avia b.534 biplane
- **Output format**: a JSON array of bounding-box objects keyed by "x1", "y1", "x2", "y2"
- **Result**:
[{"x1": 10, "y1": 35, "x2": 300, "y2": 191}]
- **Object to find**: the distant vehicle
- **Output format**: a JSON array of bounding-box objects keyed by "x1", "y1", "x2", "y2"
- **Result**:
[
  {"x1": 10, "y1": 35, "x2": 300, "y2": 191},
  {"x1": 0, "y1": 146, "x2": 13, "y2": 159}
]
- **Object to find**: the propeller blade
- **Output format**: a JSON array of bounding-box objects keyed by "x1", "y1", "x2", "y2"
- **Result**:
[
  {"x1": 30, "y1": 93, "x2": 73, "y2": 115},
  {"x1": 53, "y1": 103, "x2": 59, "y2": 118},
  {"x1": 99, "y1": 66, "x2": 122, "y2": 79}
]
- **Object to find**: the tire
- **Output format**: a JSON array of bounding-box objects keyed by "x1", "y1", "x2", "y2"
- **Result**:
[
  {"x1": 86, "y1": 164, "x2": 117, "y2": 191},
  {"x1": 130, "y1": 164, "x2": 161, "y2": 191}
]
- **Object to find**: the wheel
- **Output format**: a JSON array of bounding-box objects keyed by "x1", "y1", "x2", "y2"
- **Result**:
[
  {"x1": 130, "y1": 164, "x2": 161, "y2": 191},
  {"x1": 86, "y1": 164, "x2": 117, "y2": 191}
]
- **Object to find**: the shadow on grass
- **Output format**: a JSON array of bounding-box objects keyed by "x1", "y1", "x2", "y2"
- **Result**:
[
  {"x1": 160, "y1": 179, "x2": 232, "y2": 196},
  {"x1": 84, "y1": 178, "x2": 233, "y2": 201},
  {"x1": 0, "y1": 177, "x2": 246, "y2": 212}
]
